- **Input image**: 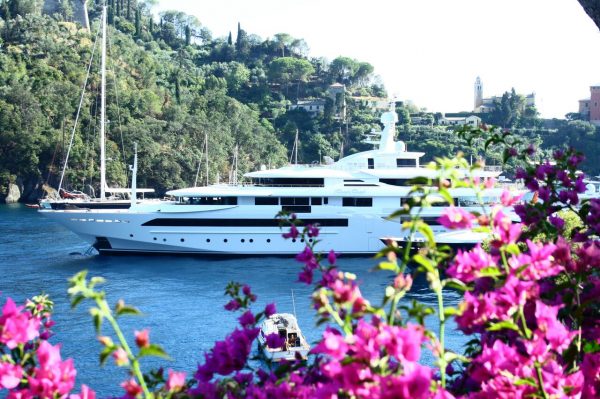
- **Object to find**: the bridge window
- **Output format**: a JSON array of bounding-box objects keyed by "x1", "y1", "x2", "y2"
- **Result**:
[
  {"x1": 343, "y1": 197, "x2": 373, "y2": 207},
  {"x1": 396, "y1": 158, "x2": 417, "y2": 167},
  {"x1": 255, "y1": 197, "x2": 279, "y2": 205}
]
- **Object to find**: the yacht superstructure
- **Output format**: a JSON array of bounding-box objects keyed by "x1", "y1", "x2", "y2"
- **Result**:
[{"x1": 40, "y1": 105, "x2": 504, "y2": 255}]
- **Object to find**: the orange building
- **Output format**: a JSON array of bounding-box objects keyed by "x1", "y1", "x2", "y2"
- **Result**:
[{"x1": 578, "y1": 84, "x2": 600, "y2": 126}]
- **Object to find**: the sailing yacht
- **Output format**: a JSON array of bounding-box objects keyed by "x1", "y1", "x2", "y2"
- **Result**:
[
  {"x1": 40, "y1": 96, "x2": 510, "y2": 255},
  {"x1": 40, "y1": 4, "x2": 153, "y2": 211}
]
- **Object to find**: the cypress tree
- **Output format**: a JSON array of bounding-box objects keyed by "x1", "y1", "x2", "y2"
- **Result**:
[
  {"x1": 235, "y1": 22, "x2": 241, "y2": 50},
  {"x1": 227, "y1": 31, "x2": 232, "y2": 46},
  {"x1": 126, "y1": 0, "x2": 130, "y2": 20},
  {"x1": 184, "y1": 25, "x2": 191, "y2": 46},
  {"x1": 134, "y1": 7, "x2": 140, "y2": 36},
  {"x1": 2, "y1": 0, "x2": 11, "y2": 41},
  {"x1": 116, "y1": 0, "x2": 121, "y2": 17}
]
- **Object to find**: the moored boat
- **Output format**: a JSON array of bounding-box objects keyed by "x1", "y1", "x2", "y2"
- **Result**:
[{"x1": 258, "y1": 313, "x2": 311, "y2": 362}]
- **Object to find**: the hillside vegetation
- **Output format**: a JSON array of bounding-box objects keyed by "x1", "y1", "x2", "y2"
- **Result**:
[{"x1": 0, "y1": 0, "x2": 599, "y2": 201}]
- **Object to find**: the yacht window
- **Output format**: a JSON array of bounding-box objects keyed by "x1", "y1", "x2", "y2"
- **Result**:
[
  {"x1": 367, "y1": 158, "x2": 375, "y2": 169},
  {"x1": 343, "y1": 197, "x2": 373, "y2": 207},
  {"x1": 397, "y1": 158, "x2": 417, "y2": 167},
  {"x1": 181, "y1": 196, "x2": 238, "y2": 205},
  {"x1": 311, "y1": 197, "x2": 322, "y2": 205},
  {"x1": 344, "y1": 179, "x2": 364, "y2": 182},
  {"x1": 252, "y1": 177, "x2": 324, "y2": 187},
  {"x1": 255, "y1": 197, "x2": 279, "y2": 205},
  {"x1": 281, "y1": 197, "x2": 310, "y2": 205},
  {"x1": 380, "y1": 178, "x2": 411, "y2": 186},
  {"x1": 324, "y1": 197, "x2": 329, "y2": 204}
]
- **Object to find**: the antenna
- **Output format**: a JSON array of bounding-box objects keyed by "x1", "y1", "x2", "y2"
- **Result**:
[{"x1": 291, "y1": 289, "x2": 297, "y2": 319}]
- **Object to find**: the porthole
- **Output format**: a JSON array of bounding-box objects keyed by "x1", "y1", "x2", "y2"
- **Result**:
[
  {"x1": 206, "y1": 238, "x2": 211, "y2": 243},
  {"x1": 267, "y1": 239, "x2": 271, "y2": 243},
  {"x1": 301, "y1": 238, "x2": 305, "y2": 243},
  {"x1": 153, "y1": 237, "x2": 157, "y2": 241},
  {"x1": 163, "y1": 238, "x2": 167, "y2": 242},
  {"x1": 292, "y1": 239, "x2": 296, "y2": 243},
  {"x1": 224, "y1": 239, "x2": 228, "y2": 243},
  {"x1": 129, "y1": 234, "x2": 133, "y2": 237},
  {"x1": 241, "y1": 239, "x2": 245, "y2": 243},
  {"x1": 249, "y1": 239, "x2": 254, "y2": 243},
  {"x1": 309, "y1": 238, "x2": 313, "y2": 243},
  {"x1": 180, "y1": 238, "x2": 185, "y2": 242}
]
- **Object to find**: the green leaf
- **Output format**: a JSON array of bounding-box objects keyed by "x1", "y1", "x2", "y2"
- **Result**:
[
  {"x1": 377, "y1": 261, "x2": 400, "y2": 273},
  {"x1": 412, "y1": 254, "x2": 434, "y2": 273},
  {"x1": 99, "y1": 346, "x2": 116, "y2": 366},
  {"x1": 416, "y1": 221, "x2": 435, "y2": 245},
  {"x1": 504, "y1": 243, "x2": 521, "y2": 256},
  {"x1": 487, "y1": 320, "x2": 520, "y2": 332},
  {"x1": 138, "y1": 344, "x2": 171, "y2": 360},
  {"x1": 443, "y1": 306, "x2": 458, "y2": 317},
  {"x1": 443, "y1": 278, "x2": 470, "y2": 292},
  {"x1": 70, "y1": 294, "x2": 85, "y2": 309},
  {"x1": 478, "y1": 266, "x2": 502, "y2": 278},
  {"x1": 437, "y1": 188, "x2": 454, "y2": 207},
  {"x1": 514, "y1": 377, "x2": 538, "y2": 387},
  {"x1": 115, "y1": 305, "x2": 142, "y2": 317}
]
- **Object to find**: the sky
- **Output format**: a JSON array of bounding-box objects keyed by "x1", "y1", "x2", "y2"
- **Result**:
[{"x1": 156, "y1": 0, "x2": 600, "y2": 119}]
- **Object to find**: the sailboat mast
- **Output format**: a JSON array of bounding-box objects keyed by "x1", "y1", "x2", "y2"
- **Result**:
[
  {"x1": 99, "y1": 5, "x2": 107, "y2": 199},
  {"x1": 205, "y1": 131, "x2": 209, "y2": 186}
]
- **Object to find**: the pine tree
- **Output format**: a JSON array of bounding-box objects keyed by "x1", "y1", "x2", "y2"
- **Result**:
[
  {"x1": 126, "y1": 0, "x2": 130, "y2": 20},
  {"x1": 116, "y1": 0, "x2": 121, "y2": 17}
]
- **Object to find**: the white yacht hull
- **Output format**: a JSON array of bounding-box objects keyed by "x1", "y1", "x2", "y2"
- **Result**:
[{"x1": 39, "y1": 206, "x2": 416, "y2": 255}]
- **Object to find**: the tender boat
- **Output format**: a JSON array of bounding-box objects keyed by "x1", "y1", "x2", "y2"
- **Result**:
[{"x1": 258, "y1": 313, "x2": 311, "y2": 362}]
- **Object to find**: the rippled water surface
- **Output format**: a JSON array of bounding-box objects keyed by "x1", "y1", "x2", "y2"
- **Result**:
[{"x1": 0, "y1": 204, "x2": 467, "y2": 396}]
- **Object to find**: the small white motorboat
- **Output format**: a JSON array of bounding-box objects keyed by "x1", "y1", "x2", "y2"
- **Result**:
[{"x1": 258, "y1": 313, "x2": 311, "y2": 362}]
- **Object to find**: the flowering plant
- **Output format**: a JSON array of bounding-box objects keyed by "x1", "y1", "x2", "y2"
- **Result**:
[{"x1": 0, "y1": 125, "x2": 599, "y2": 398}]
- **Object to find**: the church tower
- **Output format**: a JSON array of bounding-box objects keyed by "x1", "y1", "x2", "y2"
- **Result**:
[{"x1": 474, "y1": 76, "x2": 483, "y2": 111}]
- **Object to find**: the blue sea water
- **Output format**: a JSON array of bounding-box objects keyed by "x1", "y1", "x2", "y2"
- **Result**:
[{"x1": 0, "y1": 204, "x2": 467, "y2": 396}]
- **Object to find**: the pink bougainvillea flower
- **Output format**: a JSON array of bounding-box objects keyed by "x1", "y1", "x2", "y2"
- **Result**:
[
  {"x1": 312, "y1": 328, "x2": 348, "y2": 360},
  {"x1": 500, "y1": 190, "x2": 524, "y2": 207},
  {"x1": 134, "y1": 329, "x2": 149, "y2": 348},
  {"x1": 327, "y1": 250, "x2": 337, "y2": 265},
  {"x1": 166, "y1": 369, "x2": 186, "y2": 392},
  {"x1": 282, "y1": 224, "x2": 299, "y2": 239},
  {"x1": 0, "y1": 297, "x2": 40, "y2": 349},
  {"x1": 69, "y1": 384, "x2": 96, "y2": 399},
  {"x1": 224, "y1": 299, "x2": 240, "y2": 311},
  {"x1": 437, "y1": 206, "x2": 475, "y2": 230},
  {"x1": 265, "y1": 333, "x2": 285, "y2": 349},
  {"x1": 0, "y1": 362, "x2": 23, "y2": 389},
  {"x1": 112, "y1": 347, "x2": 129, "y2": 366},
  {"x1": 446, "y1": 245, "x2": 496, "y2": 283},
  {"x1": 306, "y1": 224, "x2": 320, "y2": 238},
  {"x1": 264, "y1": 303, "x2": 276, "y2": 317},
  {"x1": 238, "y1": 310, "x2": 255, "y2": 327},
  {"x1": 121, "y1": 378, "x2": 142, "y2": 398},
  {"x1": 29, "y1": 341, "x2": 77, "y2": 397}
]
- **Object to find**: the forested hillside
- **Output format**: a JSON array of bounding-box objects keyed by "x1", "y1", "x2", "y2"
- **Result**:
[
  {"x1": 0, "y1": 0, "x2": 386, "y2": 201},
  {"x1": 1, "y1": 0, "x2": 599, "y2": 202}
]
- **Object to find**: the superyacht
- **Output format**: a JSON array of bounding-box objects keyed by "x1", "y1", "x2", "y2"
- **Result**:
[{"x1": 40, "y1": 104, "x2": 505, "y2": 255}]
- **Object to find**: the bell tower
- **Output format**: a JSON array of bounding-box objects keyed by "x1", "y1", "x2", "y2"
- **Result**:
[{"x1": 474, "y1": 76, "x2": 483, "y2": 111}]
